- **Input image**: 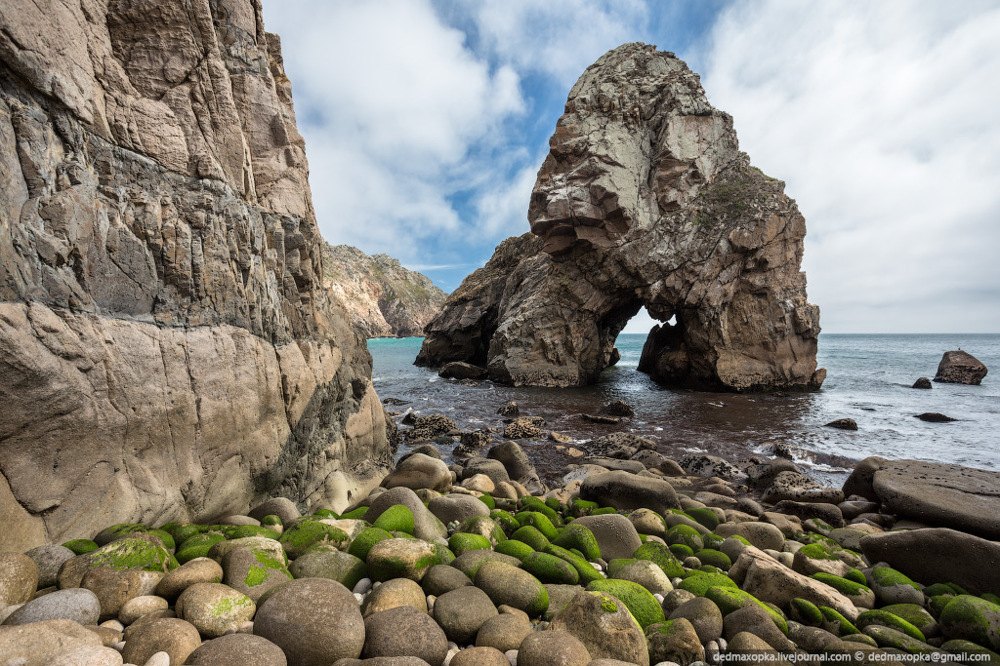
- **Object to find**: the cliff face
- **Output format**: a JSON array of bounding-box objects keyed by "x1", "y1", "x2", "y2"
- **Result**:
[
  {"x1": 0, "y1": 0, "x2": 392, "y2": 551},
  {"x1": 418, "y1": 44, "x2": 824, "y2": 391},
  {"x1": 322, "y1": 244, "x2": 447, "y2": 339}
]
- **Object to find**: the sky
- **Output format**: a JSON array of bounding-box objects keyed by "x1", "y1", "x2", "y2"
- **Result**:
[{"x1": 262, "y1": 0, "x2": 1000, "y2": 334}]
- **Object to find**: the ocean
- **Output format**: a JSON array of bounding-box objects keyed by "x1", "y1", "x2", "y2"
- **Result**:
[{"x1": 368, "y1": 334, "x2": 999, "y2": 487}]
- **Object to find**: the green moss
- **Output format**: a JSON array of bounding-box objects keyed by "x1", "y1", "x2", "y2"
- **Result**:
[
  {"x1": 939, "y1": 595, "x2": 1000, "y2": 651},
  {"x1": 347, "y1": 527, "x2": 393, "y2": 561},
  {"x1": 88, "y1": 537, "x2": 179, "y2": 572},
  {"x1": 669, "y1": 544, "x2": 694, "y2": 559},
  {"x1": 923, "y1": 583, "x2": 956, "y2": 597},
  {"x1": 62, "y1": 539, "x2": 98, "y2": 555},
  {"x1": 489, "y1": 510, "x2": 519, "y2": 536},
  {"x1": 457, "y1": 516, "x2": 506, "y2": 545},
  {"x1": 224, "y1": 525, "x2": 280, "y2": 540},
  {"x1": 512, "y1": 525, "x2": 551, "y2": 551},
  {"x1": 260, "y1": 515, "x2": 283, "y2": 527},
  {"x1": 871, "y1": 566, "x2": 921, "y2": 590},
  {"x1": 477, "y1": 494, "x2": 496, "y2": 510},
  {"x1": 701, "y1": 533, "x2": 725, "y2": 550},
  {"x1": 279, "y1": 520, "x2": 349, "y2": 557},
  {"x1": 518, "y1": 496, "x2": 562, "y2": 525},
  {"x1": 857, "y1": 610, "x2": 926, "y2": 642},
  {"x1": 982, "y1": 593, "x2": 1000, "y2": 606},
  {"x1": 844, "y1": 569, "x2": 867, "y2": 585},
  {"x1": 799, "y1": 542, "x2": 839, "y2": 561},
  {"x1": 811, "y1": 572, "x2": 873, "y2": 598},
  {"x1": 588, "y1": 578, "x2": 665, "y2": 629},
  {"x1": 373, "y1": 505, "x2": 415, "y2": 535},
  {"x1": 679, "y1": 572, "x2": 738, "y2": 597},
  {"x1": 881, "y1": 604, "x2": 935, "y2": 633},
  {"x1": 928, "y1": 595, "x2": 954, "y2": 619},
  {"x1": 449, "y1": 532, "x2": 492, "y2": 555},
  {"x1": 430, "y1": 543, "x2": 455, "y2": 565},
  {"x1": 159, "y1": 523, "x2": 200, "y2": 545},
  {"x1": 606, "y1": 559, "x2": 638, "y2": 578},
  {"x1": 340, "y1": 506, "x2": 368, "y2": 520},
  {"x1": 209, "y1": 595, "x2": 254, "y2": 617},
  {"x1": 790, "y1": 598, "x2": 824, "y2": 626},
  {"x1": 864, "y1": 625, "x2": 937, "y2": 654},
  {"x1": 819, "y1": 606, "x2": 860, "y2": 636},
  {"x1": 522, "y1": 551, "x2": 579, "y2": 585},
  {"x1": 544, "y1": 544, "x2": 604, "y2": 585},
  {"x1": 515, "y1": 511, "x2": 559, "y2": 541},
  {"x1": 244, "y1": 550, "x2": 292, "y2": 588},
  {"x1": 695, "y1": 549, "x2": 731, "y2": 571},
  {"x1": 632, "y1": 542, "x2": 685, "y2": 578},
  {"x1": 941, "y1": 639, "x2": 1000, "y2": 662},
  {"x1": 685, "y1": 508, "x2": 720, "y2": 531},
  {"x1": 495, "y1": 539, "x2": 534, "y2": 561},
  {"x1": 707, "y1": 586, "x2": 788, "y2": 634},
  {"x1": 551, "y1": 523, "x2": 601, "y2": 561},
  {"x1": 666, "y1": 524, "x2": 704, "y2": 551},
  {"x1": 571, "y1": 499, "x2": 599, "y2": 517},
  {"x1": 176, "y1": 532, "x2": 228, "y2": 564}
]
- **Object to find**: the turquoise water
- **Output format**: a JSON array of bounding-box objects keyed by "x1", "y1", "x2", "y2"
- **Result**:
[{"x1": 369, "y1": 334, "x2": 999, "y2": 483}]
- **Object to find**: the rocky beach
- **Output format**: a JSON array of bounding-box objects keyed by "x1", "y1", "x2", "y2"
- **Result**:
[{"x1": 1, "y1": 1, "x2": 999, "y2": 665}]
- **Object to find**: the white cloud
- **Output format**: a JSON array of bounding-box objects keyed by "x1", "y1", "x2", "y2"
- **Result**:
[
  {"x1": 262, "y1": 0, "x2": 526, "y2": 261},
  {"x1": 703, "y1": 0, "x2": 1000, "y2": 332}
]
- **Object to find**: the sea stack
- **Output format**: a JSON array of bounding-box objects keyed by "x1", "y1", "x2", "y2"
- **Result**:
[
  {"x1": 0, "y1": 0, "x2": 392, "y2": 551},
  {"x1": 933, "y1": 350, "x2": 988, "y2": 385},
  {"x1": 417, "y1": 43, "x2": 824, "y2": 391}
]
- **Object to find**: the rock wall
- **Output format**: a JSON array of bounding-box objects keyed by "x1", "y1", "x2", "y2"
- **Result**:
[
  {"x1": 418, "y1": 43, "x2": 824, "y2": 391},
  {"x1": 322, "y1": 244, "x2": 447, "y2": 339},
  {"x1": 0, "y1": 0, "x2": 391, "y2": 551}
]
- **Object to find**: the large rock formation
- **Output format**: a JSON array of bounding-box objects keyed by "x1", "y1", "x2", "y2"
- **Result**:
[
  {"x1": 933, "y1": 350, "x2": 987, "y2": 385},
  {"x1": 322, "y1": 244, "x2": 447, "y2": 339},
  {"x1": 417, "y1": 43, "x2": 823, "y2": 391},
  {"x1": 0, "y1": 0, "x2": 392, "y2": 552}
]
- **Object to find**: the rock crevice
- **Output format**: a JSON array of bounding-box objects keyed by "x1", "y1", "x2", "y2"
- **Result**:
[{"x1": 417, "y1": 43, "x2": 823, "y2": 391}]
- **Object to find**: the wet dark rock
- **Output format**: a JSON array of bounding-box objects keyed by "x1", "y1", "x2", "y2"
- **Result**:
[
  {"x1": 771, "y1": 500, "x2": 845, "y2": 528},
  {"x1": 582, "y1": 413, "x2": 622, "y2": 424},
  {"x1": 915, "y1": 412, "x2": 956, "y2": 423},
  {"x1": 585, "y1": 433, "x2": 656, "y2": 459},
  {"x1": 439, "y1": 362, "x2": 488, "y2": 380},
  {"x1": 383, "y1": 397, "x2": 410, "y2": 405},
  {"x1": 497, "y1": 401, "x2": 520, "y2": 417},
  {"x1": 933, "y1": 350, "x2": 988, "y2": 385},
  {"x1": 825, "y1": 418, "x2": 858, "y2": 431},
  {"x1": 912, "y1": 377, "x2": 932, "y2": 389},
  {"x1": 597, "y1": 400, "x2": 635, "y2": 418}
]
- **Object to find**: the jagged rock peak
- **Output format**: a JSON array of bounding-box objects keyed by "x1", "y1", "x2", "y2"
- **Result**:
[
  {"x1": 418, "y1": 43, "x2": 824, "y2": 391},
  {"x1": 322, "y1": 243, "x2": 448, "y2": 339},
  {"x1": 0, "y1": 0, "x2": 392, "y2": 551}
]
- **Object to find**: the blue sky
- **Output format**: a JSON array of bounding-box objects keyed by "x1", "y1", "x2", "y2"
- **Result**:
[{"x1": 262, "y1": 1, "x2": 1000, "y2": 334}]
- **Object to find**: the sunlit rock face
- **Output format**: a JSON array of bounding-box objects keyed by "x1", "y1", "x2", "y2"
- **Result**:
[
  {"x1": 417, "y1": 43, "x2": 824, "y2": 391},
  {"x1": 0, "y1": 0, "x2": 392, "y2": 551}
]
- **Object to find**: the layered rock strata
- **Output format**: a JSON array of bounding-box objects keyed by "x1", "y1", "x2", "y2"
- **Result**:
[
  {"x1": 0, "y1": 0, "x2": 391, "y2": 551},
  {"x1": 418, "y1": 43, "x2": 823, "y2": 391},
  {"x1": 322, "y1": 244, "x2": 447, "y2": 338}
]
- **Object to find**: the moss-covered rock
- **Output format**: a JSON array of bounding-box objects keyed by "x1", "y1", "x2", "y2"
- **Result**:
[
  {"x1": 790, "y1": 597, "x2": 824, "y2": 626},
  {"x1": 666, "y1": 524, "x2": 704, "y2": 551},
  {"x1": 551, "y1": 523, "x2": 601, "y2": 561},
  {"x1": 448, "y1": 532, "x2": 493, "y2": 556},
  {"x1": 669, "y1": 544, "x2": 695, "y2": 560},
  {"x1": 495, "y1": 539, "x2": 534, "y2": 561},
  {"x1": 856, "y1": 609, "x2": 926, "y2": 642},
  {"x1": 587, "y1": 578, "x2": 665, "y2": 629},
  {"x1": 511, "y1": 525, "x2": 551, "y2": 551},
  {"x1": 62, "y1": 539, "x2": 98, "y2": 555},
  {"x1": 176, "y1": 533, "x2": 228, "y2": 564},
  {"x1": 86, "y1": 536, "x2": 179, "y2": 572},
  {"x1": 522, "y1": 551, "x2": 580, "y2": 585},
  {"x1": 543, "y1": 544, "x2": 604, "y2": 586},
  {"x1": 863, "y1": 626, "x2": 940, "y2": 655},
  {"x1": 869, "y1": 565, "x2": 923, "y2": 605},
  {"x1": 706, "y1": 586, "x2": 788, "y2": 634},
  {"x1": 686, "y1": 508, "x2": 720, "y2": 531},
  {"x1": 159, "y1": 523, "x2": 200, "y2": 546},
  {"x1": 518, "y1": 497, "x2": 562, "y2": 526},
  {"x1": 695, "y1": 548, "x2": 731, "y2": 571},
  {"x1": 880, "y1": 604, "x2": 937, "y2": 638},
  {"x1": 347, "y1": 527, "x2": 393, "y2": 562},
  {"x1": 811, "y1": 572, "x2": 876, "y2": 608},
  {"x1": 606, "y1": 558, "x2": 638, "y2": 578},
  {"x1": 844, "y1": 568, "x2": 867, "y2": 585},
  {"x1": 340, "y1": 506, "x2": 369, "y2": 520},
  {"x1": 366, "y1": 537, "x2": 438, "y2": 582},
  {"x1": 679, "y1": 572, "x2": 738, "y2": 597},
  {"x1": 478, "y1": 493, "x2": 496, "y2": 511},
  {"x1": 279, "y1": 521, "x2": 349, "y2": 559},
  {"x1": 456, "y1": 516, "x2": 506, "y2": 545},
  {"x1": 941, "y1": 639, "x2": 1000, "y2": 663},
  {"x1": 372, "y1": 504, "x2": 415, "y2": 535},
  {"x1": 928, "y1": 595, "x2": 955, "y2": 619},
  {"x1": 515, "y1": 511, "x2": 559, "y2": 540},
  {"x1": 475, "y1": 560, "x2": 549, "y2": 617},
  {"x1": 571, "y1": 499, "x2": 599, "y2": 517},
  {"x1": 222, "y1": 525, "x2": 281, "y2": 541},
  {"x1": 430, "y1": 542, "x2": 455, "y2": 565},
  {"x1": 633, "y1": 541, "x2": 684, "y2": 578},
  {"x1": 489, "y1": 510, "x2": 519, "y2": 536},
  {"x1": 819, "y1": 605, "x2": 860, "y2": 636},
  {"x1": 288, "y1": 547, "x2": 367, "y2": 589},
  {"x1": 939, "y1": 595, "x2": 1000, "y2": 651}
]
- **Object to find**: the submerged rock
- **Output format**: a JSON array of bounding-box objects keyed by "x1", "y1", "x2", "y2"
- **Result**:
[
  {"x1": 934, "y1": 350, "x2": 988, "y2": 385},
  {"x1": 417, "y1": 43, "x2": 823, "y2": 392},
  {"x1": 912, "y1": 377, "x2": 933, "y2": 389}
]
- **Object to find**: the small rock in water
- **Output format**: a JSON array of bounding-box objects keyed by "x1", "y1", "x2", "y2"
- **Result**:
[
  {"x1": 912, "y1": 377, "x2": 932, "y2": 389},
  {"x1": 915, "y1": 412, "x2": 956, "y2": 422},
  {"x1": 597, "y1": 399, "x2": 635, "y2": 418},
  {"x1": 824, "y1": 418, "x2": 858, "y2": 431},
  {"x1": 497, "y1": 401, "x2": 520, "y2": 417}
]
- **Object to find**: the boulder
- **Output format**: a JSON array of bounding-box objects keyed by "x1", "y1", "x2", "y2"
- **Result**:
[
  {"x1": 362, "y1": 605, "x2": 448, "y2": 665},
  {"x1": 0, "y1": 0, "x2": 391, "y2": 553},
  {"x1": 825, "y1": 418, "x2": 858, "y2": 431},
  {"x1": 0, "y1": 619, "x2": 104, "y2": 665},
  {"x1": 915, "y1": 412, "x2": 957, "y2": 422},
  {"x1": 185, "y1": 634, "x2": 288, "y2": 666},
  {"x1": 381, "y1": 453, "x2": 452, "y2": 493},
  {"x1": 870, "y1": 460, "x2": 1000, "y2": 539},
  {"x1": 120, "y1": 618, "x2": 201, "y2": 666},
  {"x1": 912, "y1": 377, "x2": 932, "y2": 389},
  {"x1": 518, "y1": 630, "x2": 592, "y2": 666},
  {"x1": 548, "y1": 591, "x2": 650, "y2": 666},
  {"x1": 439, "y1": 362, "x2": 487, "y2": 380},
  {"x1": 934, "y1": 350, "x2": 988, "y2": 385},
  {"x1": 0, "y1": 553, "x2": 38, "y2": 606},
  {"x1": 571, "y1": 514, "x2": 643, "y2": 561},
  {"x1": 1, "y1": 588, "x2": 101, "y2": 626},
  {"x1": 579, "y1": 470, "x2": 680, "y2": 514},
  {"x1": 416, "y1": 43, "x2": 823, "y2": 393}
]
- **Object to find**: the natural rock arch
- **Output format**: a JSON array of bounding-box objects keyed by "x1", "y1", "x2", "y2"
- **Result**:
[{"x1": 417, "y1": 43, "x2": 824, "y2": 391}]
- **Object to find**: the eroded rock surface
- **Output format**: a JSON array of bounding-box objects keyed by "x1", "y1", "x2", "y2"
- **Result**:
[
  {"x1": 933, "y1": 350, "x2": 988, "y2": 385},
  {"x1": 0, "y1": 0, "x2": 391, "y2": 551},
  {"x1": 417, "y1": 43, "x2": 823, "y2": 391},
  {"x1": 322, "y1": 244, "x2": 447, "y2": 339}
]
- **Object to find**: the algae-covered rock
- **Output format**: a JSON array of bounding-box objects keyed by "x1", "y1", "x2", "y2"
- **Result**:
[
  {"x1": 278, "y1": 520, "x2": 349, "y2": 559},
  {"x1": 939, "y1": 595, "x2": 1000, "y2": 651},
  {"x1": 633, "y1": 541, "x2": 685, "y2": 578},
  {"x1": 695, "y1": 549, "x2": 732, "y2": 571},
  {"x1": 450, "y1": 550, "x2": 521, "y2": 579},
  {"x1": 62, "y1": 539, "x2": 99, "y2": 556},
  {"x1": 646, "y1": 617, "x2": 705, "y2": 665},
  {"x1": 863, "y1": 625, "x2": 941, "y2": 655},
  {"x1": 868, "y1": 565, "x2": 924, "y2": 606},
  {"x1": 347, "y1": 527, "x2": 393, "y2": 561},
  {"x1": 511, "y1": 525, "x2": 551, "y2": 551},
  {"x1": 548, "y1": 590, "x2": 650, "y2": 666},
  {"x1": 221, "y1": 547, "x2": 293, "y2": 604},
  {"x1": 448, "y1": 532, "x2": 493, "y2": 556},
  {"x1": 495, "y1": 539, "x2": 535, "y2": 561},
  {"x1": 810, "y1": 572, "x2": 876, "y2": 608},
  {"x1": 678, "y1": 572, "x2": 738, "y2": 597},
  {"x1": 176, "y1": 582, "x2": 255, "y2": 638},
  {"x1": 789, "y1": 597, "x2": 824, "y2": 626},
  {"x1": 818, "y1": 605, "x2": 860, "y2": 636},
  {"x1": 687, "y1": 508, "x2": 721, "y2": 531},
  {"x1": 58, "y1": 538, "x2": 178, "y2": 589},
  {"x1": 515, "y1": 511, "x2": 560, "y2": 541},
  {"x1": 611, "y1": 559, "x2": 674, "y2": 596},
  {"x1": 366, "y1": 538, "x2": 438, "y2": 582},
  {"x1": 522, "y1": 551, "x2": 580, "y2": 585},
  {"x1": 587, "y1": 578, "x2": 665, "y2": 629},
  {"x1": 288, "y1": 547, "x2": 366, "y2": 589},
  {"x1": 856, "y1": 609, "x2": 926, "y2": 642},
  {"x1": 544, "y1": 544, "x2": 605, "y2": 585},
  {"x1": 706, "y1": 586, "x2": 788, "y2": 635},
  {"x1": 879, "y1": 603, "x2": 938, "y2": 638},
  {"x1": 372, "y1": 504, "x2": 415, "y2": 535},
  {"x1": 666, "y1": 524, "x2": 704, "y2": 552},
  {"x1": 475, "y1": 560, "x2": 549, "y2": 616},
  {"x1": 456, "y1": 516, "x2": 506, "y2": 545},
  {"x1": 176, "y1": 533, "x2": 227, "y2": 564},
  {"x1": 552, "y1": 523, "x2": 602, "y2": 561}
]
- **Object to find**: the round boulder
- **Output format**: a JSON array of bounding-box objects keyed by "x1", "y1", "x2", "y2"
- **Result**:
[
  {"x1": 518, "y1": 630, "x2": 591, "y2": 666},
  {"x1": 120, "y1": 617, "x2": 201, "y2": 666},
  {"x1": 176, "y1": 583, "x2": 255, "y2": 638},
  {"x1": 185, "y1": 633, "x2": 288, "y2": 665},
  {"x1": 432, "y1": 585, "x2": 498, "y2": 643},
  {"x1": 363, "y1": 605, "x2": 448, "y2": 665},
  {"x1": 1, "y1": 588, "x2": 101, "y2": 626},
  {"x1": 0, "y1": 553, "x2": 38, "y2": 606}
]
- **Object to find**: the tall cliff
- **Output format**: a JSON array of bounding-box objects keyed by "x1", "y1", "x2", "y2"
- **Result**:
[
  {"x1": 322, "y1": 244, "x2": 447, "y2": 339},
  {"x1": 418, "y1": 44, "x2": 824, "y2": 391},
  {"x1": 0, "y1": 0, "x2": 392, "y2": 552}
]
